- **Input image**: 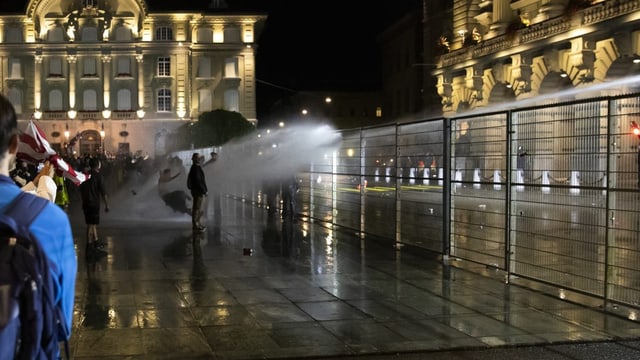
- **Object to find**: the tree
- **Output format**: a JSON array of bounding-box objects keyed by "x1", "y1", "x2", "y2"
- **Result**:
[{"x1": 176, "y1": 110, "x2": 256, "y2": 149}]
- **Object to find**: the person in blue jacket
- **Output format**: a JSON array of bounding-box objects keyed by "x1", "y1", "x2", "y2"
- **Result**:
[{"x1": 0, "y1": 94, "x2": 77, "y2": 354}]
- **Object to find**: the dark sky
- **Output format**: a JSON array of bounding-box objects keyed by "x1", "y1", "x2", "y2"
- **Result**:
[{"x1": 0, "y1": 0, "x2": 421, "y2": 114}]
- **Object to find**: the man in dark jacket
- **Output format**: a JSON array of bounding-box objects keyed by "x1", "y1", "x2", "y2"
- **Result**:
[{"x1": 187, "y1": 153, "x2": 207, "y2": 231}]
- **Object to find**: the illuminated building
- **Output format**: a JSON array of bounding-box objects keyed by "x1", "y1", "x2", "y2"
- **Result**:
[{"x1": 0, "y1": 0, "x2": 265, "y2": 157}]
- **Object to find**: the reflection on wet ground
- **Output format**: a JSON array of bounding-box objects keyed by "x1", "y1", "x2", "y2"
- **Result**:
[{"x1": 67, "y1": 196, "x2": 640, "y2": 359}]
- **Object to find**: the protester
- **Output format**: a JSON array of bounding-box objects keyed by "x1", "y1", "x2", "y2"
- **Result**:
[
  {"x1": 53, "y1": 170, "x2": 70, "y2": 212},
  {"x1": 187, "y1": 152, "x2": 207, "y2": 232},
  {"x1": 80, "y1": 157, "x2": 110, "y2": 257},
  {"x1": 0, "y1": 93, "x2": 76, "y2": 356}
]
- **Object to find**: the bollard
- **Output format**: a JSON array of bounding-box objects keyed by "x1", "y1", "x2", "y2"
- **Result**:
[
  {"x1": 516, "y1": 169, "x2": 524, "y2": 192},
  {"x1": 542, "y1": 170, "x2": 550, "y2": 193},
  {"x1": 569, "y1": 170, "x2": 580, "y2": 195},
  {"x1": 473, "y1": 168, "x2": 481, "y2": 189}
]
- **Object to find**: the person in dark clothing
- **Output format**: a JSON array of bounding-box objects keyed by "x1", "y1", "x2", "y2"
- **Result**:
[
  {"x1": 281, "y1": 175, "x2": 299, "y2": 219},
  {"x1": 80, "y1": 157, "x2": 110, "y2": 257},
  {"x1": 187, "y1": 152, "x2": 207, "y2": 232}
]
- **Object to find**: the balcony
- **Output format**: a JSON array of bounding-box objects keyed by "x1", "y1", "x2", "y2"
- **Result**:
[{"x1": 111, "y1": 111, "x2": 136, "y2": 120}]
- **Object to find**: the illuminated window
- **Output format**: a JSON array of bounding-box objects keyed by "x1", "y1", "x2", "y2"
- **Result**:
[
  {"x1": 376, "y1": 107, "x2": 382, "y2": 117},
  {"x1": 157, "y1": 88, "x2": 172, "y2": 112},
  {"x1": 9, "y1": 58, "x2": 21, "y2": 78},
  {"x1": 157, "y1": 57, "x2": 170, "y2": 77},
  {"x1": 224, "y1": 57, "x2": 238, "y2": 78},
  {"x1": 223, "y1": 89, "x2": 238, "y2": 112},
  {"x1": 155, "y1": 27, "x2": 173, "y2": 41}
]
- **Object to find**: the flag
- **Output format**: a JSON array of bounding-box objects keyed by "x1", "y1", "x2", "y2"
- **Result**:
[{"x1": 17, "y1": 120, "x2": 88, "y2": 185}]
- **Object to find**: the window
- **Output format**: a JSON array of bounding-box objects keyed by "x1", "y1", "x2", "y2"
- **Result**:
[
  {"x1": 223, "y1": 89, "x2": 238, "y2": 112},
  {"x1": 157, "y1": 57, "x2": 170, "y2": 77},
  {"x1": 83, "y1": 89, "x2": 97, "y2": 110},
  {"x1": 197, "y1": 57, "x2": 211, "y2": 78},
  {"x1": 5, "y1": 27, "x2": 23, "y2": 43},
  {"x1": 224, "y1": 57, "x2": 238, "y2": 78},
  {"x1": 223, "y1": 26, "x2": 240, "y2": 43},
  {"x1": 157, "y1": 88, "x2": 172, "y2": 112},
  {"x1": 115, "y1": 26, "x2": 131, "y2": 41},
  {"x1": 49, "y1": 58, "x2": 63, "y2": 77},
  {"x1": 199, "y1": 89, "x2": 212, "y2": 112},
  {"x1": 83, "y1": 57, "x2": 97, "y2": 76},
  {"x1": 196, "y1": 28, "x2": 212, "y2": 43},
  {"x1": 117, "y1": 89, "x2": 131, "y2": 110},
  {"x1": 47, "y1": 27, "x2": 64, "y2": 42},
  {"x1": 81, "y1": 27, "x2": 98, "y2": 42},
  {"x1": 155, "y1": 27, "x2": 173, "y2": 41},
  {"x1": 9, "y1": 58, "x2": 21, "y2": 79},
  {"x1": 48, "y1": 90, "x2": 63, "y2": 111},
  {"x1": 7, "y1": 88, "x2": 22, "y2": 114},
  {"x1": 117, "y1": 57, "x2": 131, "y2": 76}
]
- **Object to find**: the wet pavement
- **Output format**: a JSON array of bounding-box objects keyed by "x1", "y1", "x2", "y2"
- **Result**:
[{"x1": 66, "y1": 194, "x2": 640, "y2": 359}]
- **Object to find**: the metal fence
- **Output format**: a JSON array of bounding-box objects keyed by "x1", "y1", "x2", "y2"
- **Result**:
[
  {"x1": 287, "y1": 93, "x2": 640, "y2": 316},
  {"x1": 217, "y1": 93, "x2": 640, "y2": 315}
]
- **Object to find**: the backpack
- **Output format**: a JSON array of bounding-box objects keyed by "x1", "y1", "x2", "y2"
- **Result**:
[{"x1": 0, "y1": 192, "x2": 69, "y2": 360}]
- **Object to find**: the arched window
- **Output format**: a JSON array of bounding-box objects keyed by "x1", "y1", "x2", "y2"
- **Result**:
[
  {"x1": 117, "y1": 89, "x2": 131, "y2": 110},
  {"x1": 157, "y1": 88, "x2": 172, "y2": 112},
  {"x1": 49, "y1": 90, "x2": 63, "y2": 111},
  {"x1": 83, "y1": 89, "x2": 97, "y2": 111}
]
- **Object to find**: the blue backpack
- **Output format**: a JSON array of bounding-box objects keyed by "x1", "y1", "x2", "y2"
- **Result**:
[{"x1": 0, "y1": 192, "x2": 69, "y2": 359}]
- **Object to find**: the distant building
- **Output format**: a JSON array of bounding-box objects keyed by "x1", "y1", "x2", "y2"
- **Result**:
[
  {"x1": 265, "y1": 91, "x2": 384, "y2": 130},
  {"x1": 0, "y1": 0, "x2": 265, "y2": 158}
]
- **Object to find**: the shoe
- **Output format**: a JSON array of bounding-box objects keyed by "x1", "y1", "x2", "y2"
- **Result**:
[
  {"x1": 86, "y1": 242, "x2": 108, "y2": 258},
  {"x1": 94, "y1": 239, "x2": 107, "y2": 250}
]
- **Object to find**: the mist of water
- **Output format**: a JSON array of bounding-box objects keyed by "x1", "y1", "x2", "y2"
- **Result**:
[{"x1": 106, "y1": 123, "x2": 341, "y2": 222}]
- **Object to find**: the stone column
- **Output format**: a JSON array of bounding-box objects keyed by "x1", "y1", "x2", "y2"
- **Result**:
[
  {"x1": 34, "y1": 53, "x2": 43, "y2": 111},
  {"x1": 101, "y1": 55, "x2": 112, "y2": 109},
  {"x1": 490, "y1": 0, "x2": 513, "y2": 35},
  {"x1": 67, "y1": 55, "x2": 77, "y2": 110},
  {"x1": 533, "y1": 0, "x2": 569, "y2": 23},
  {"x1": 136, "y1": 53, "x2": 144, "y2": 115}
]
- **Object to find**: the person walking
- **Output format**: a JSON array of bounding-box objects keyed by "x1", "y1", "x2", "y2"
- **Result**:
[
  {"x1": 0, "y1": 93, "x2": 77, "y2": 357},
  {"x1": 79, "y1": 157, "x2": 110, "y2": 257},
  {"x1": 187, "y1": 152, "x2": 207, "y2": 232}
]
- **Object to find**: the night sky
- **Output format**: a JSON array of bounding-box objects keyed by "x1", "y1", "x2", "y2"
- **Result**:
[{"x1": 0, "y1": 0, "x2": 421, "y2": 115}]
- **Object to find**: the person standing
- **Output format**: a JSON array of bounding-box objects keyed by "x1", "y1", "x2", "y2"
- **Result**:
[
  {"x1": 187, "y1": 152, "x2": 207, "y2": 232},
  {"x1": 0, "y1": 93, "x2": 77, "y2": 357},
  {"x1": 79, "y1": 157, "x2": 110, "y2": 257},
  {"x1": 53, "y1": 170, "x2": 70, "y2": 212}
]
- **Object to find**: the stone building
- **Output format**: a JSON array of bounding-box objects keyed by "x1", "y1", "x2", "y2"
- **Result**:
[
  {"x1": 0, "y1": 0, "x2": 265, "y2": 158},
  {"x1": 433, "y1": 0, "x2": 640, "y2": 114}
]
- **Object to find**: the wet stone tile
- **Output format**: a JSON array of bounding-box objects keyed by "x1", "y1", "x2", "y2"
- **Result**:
[
  {"x1": 190, "y1": 305, "x2": 261, "y2": 327},
  {"x1": 137, "y1": 308, "x2": 197, "y2": 328},
  {"x1": 141, "y1": 327, "x2": 212, "y2": 356}
]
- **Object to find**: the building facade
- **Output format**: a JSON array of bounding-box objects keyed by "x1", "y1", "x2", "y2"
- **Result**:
[
  {"x1": 433, "y1": 0, "x2": 640, "y2": 114},
  {"x1": 0, "y1": 0, "x2": 265, "y2": 158}
]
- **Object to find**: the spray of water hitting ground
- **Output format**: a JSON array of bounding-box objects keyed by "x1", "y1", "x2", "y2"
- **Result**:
[{"x1": 107, "y1": 123, "x2": 342, "y2": 222}]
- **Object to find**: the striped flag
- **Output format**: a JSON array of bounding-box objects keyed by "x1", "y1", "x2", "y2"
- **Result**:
[{"x1": 17, "y1": 120, "x2": 88, "y2": 185}]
